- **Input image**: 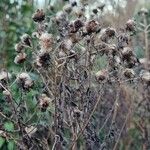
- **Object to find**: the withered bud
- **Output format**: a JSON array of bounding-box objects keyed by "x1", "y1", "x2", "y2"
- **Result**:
[
  {"x1": 14, "y1": 53, "x2": 27, "y2": 64},
  {"x1": 63, "y1": 4, "x2": 72, "y2": 14},
  {"x1": 32, "y1": 9, "x2": 45, "y2": 22},
  {"x1": 15, "y1": 42, "x2": 24, "y2": 53},
  {"x1": 39, "y1": 94, "x2": 51, "y2": 112},
  {"x1": 95, "y1": 69, "x2": 108, "y2": 81},
  {"x1": 140, "y1": 71, "x2": 150, "y2": 85},
  {"x1": 125, "y1": 19, "x2": 136, "y2": 32},
  {"x1": 21, "y1": 34, "x2": 32, "y2": 47},
  {"x1": 39, "y1": 33, "x2": 53, "y2": 51},
  {"x1": 123, "y1": 68, "x2": 135, "y2": 78},
  {"x1": 17, "y1": 73, "x2": 33, "y2": 90},
  {"x1": 138, "y1": 7, "x2": 148, "y2": 16},
  {"x1": 86, "y1": 20, "x2": 99, "y2": 34}
]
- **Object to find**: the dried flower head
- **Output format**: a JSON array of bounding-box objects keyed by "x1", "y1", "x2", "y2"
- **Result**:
[
  {"x1": 140, "y1": 71, "x2": 150, "y2": 85},
  {"x1": 39, "y1": 33, "x2": 53, "y2": 51},
  {"x1": 21, "y1": 34, "x2": 32, "y2": 47},
  {"x1": 14, "y1": 53, "x2": 27, "y2": 64},
  {"x1": 123, "y1": 68, "x2": 135, "y2": 78},
  {"x1": 73, "y1": 108, "x2": 82, "y2": 119},
  {"x1": 138, "y1": 7, "x2": 148, "y2": 16},
  {"x1": 36, "y1": 51, "x2": 51, "y2": 68},
  {"x1": 86, "y1": 20, "x2": 99, "y2": 34},
  {"x1": 71, "y1": 0, "x2": 77, "y2": 7},
  {"x1": 125, "y1": 19, "x2": 136, "y2": 32},
  {"x1": 0, "y1": 70, "x2": 11, "y2": 82},
  {"x1": 95, "y1": 69, "x2": 108, "y2": 81},
  {"x1": 39, "y1": 94, "x2": 51, "y2": 112},
  {"x1": 32, "y1": 9, "x2": 45, "y2": 23},
  {"x1": 121, "y1": 47, "x2": 133, "y2": 60},
  {"x1": 17, "y1": 73, "x2": 33, "y2": 90},
  {"x1": 63, "y1": 4, "x2": 72, "y2": 14},
  {"x1": 15, "y1": 42, "x2": 24, "y2": 53},
  {"x1": 60, "y1": 39, "x2": 73, "y2": 51}
]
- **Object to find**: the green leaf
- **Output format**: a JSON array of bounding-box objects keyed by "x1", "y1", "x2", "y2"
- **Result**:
[
  {"x1": 4, "y1": 122, "x2": 14, "y2": 132},
  {"x1": 7, "y1": 140, "x2": 15, "y2": 150},
  {"x1": 0, "y1": 136, "x2": 5, "y2": 149}
]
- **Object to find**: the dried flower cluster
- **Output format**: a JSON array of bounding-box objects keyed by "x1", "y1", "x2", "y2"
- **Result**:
[{"x1": 0, "y1": 1, "x2": 150, "y2": 150}]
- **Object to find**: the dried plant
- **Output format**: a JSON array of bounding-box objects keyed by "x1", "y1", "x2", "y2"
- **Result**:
[{"x1": 0, "y1": 1, "x2": 149, "y2": 150}]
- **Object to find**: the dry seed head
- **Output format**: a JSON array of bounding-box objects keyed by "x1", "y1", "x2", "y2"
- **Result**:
[
  {"x1": 86, "y1": 20, "x2": 99, "y2": 34},
  {"x1": 138, "y1": 7, "x2": 148, "y2": 16},
  {"x1": 39, "y1": 33, "x2": 53, "y2": 51},
  {"x1": 35, "y1": 51, "x2": 51, "y2": 68},
  {"x1": 140, "y1": 71, "x2": 150, "y2": 85},
  {"x1": 122, "y1": 47, "x2": 133, "y2": 58},
  {"x1": 95, "y1": 69, "x2": 108, "y2": 81},
  {"x1": 71, "y1": 0, "x2": 77, "y2": 7},
  {"x1": 14, "y1": 53, "x2": 27, "y2": 64},
  {"x1": 21, "y1": 34, "x2": 32, "y2": 47},
  {"x1": 105, "y1": 27, "x2": 116, "y2": 37},
  {"x1": 32, "y1": 9, "x2": 45, "y2": 23},
  {"x1": 39, "y1": 94, "x2": 51, "y2": 111},
  {"x1": 123, "y1": 68, "x2": 135, "y2": 78},
  {"x1": 60, "y1": 38, "x2": 73, "y2": 51},
  {"x1": 15, "y1": 42, "x2": 24, "y2": 53},
  {"x1": 17, "y1": 72, "x2": 33, "y2": 90},
  {"x1": 125, "y1": 19, "x2": 136, "y2": 32},
  {"x1": 0, "y1": 70, "x2": 11, "y2": 81},
  {"x1": 63, "y1": 4, "x2": 72, "y2": 14}
]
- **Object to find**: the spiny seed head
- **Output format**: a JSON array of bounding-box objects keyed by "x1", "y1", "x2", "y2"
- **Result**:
[
  {"x1": 39, "y1": 33, "x2": 53, "y2": 51},
  {"x1": 21, "y1": 34, "x2": 32, "y2": 47},
  {"x1": 32, "y1": 9, "x2": 45, "y2": 23},
  {"x1": 14, "y1": 53, "x2": 27, "y2": 64},
  {"x1": 123, "y1": 68, "x2": 135, "y2": 78},
  {"x1": 125, "y1": 19, "x2": 136, "y2": 32},
  {"x1": 15, "y1": 42, "x2": 24, "y2": 53}
]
